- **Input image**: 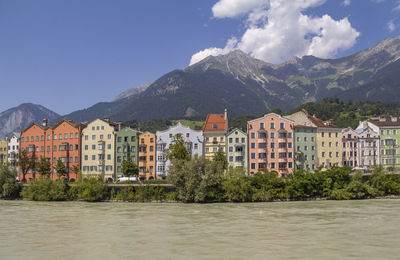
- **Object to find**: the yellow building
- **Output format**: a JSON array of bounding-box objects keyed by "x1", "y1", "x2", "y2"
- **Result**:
[
  {"x1": 138, "y1": 132, "x2": 156, "y2": 180},
  {"x1": 0, "y1": 140, "x2": 7, "y2": 166},
  {"x1": 202, "y1": 109, "x2": 228, "y2": 160},
  {"x1": 81, "y1": 118, "x2": 121, "y2": 182},
  {"x1": 286, "y1": 110, "x2": 342, "y2": 169}
]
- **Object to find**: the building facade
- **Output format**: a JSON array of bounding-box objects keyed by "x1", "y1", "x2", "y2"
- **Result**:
[
  {"x1": 19, "y1": 119, "x2": 50, "y2": 181},
  {"x1": 0, "y1": 140, "x2": 7, "y2": 166},
  {"x1": 115, "y1": 127, "x2": 141, "y2": 178},
  {"x1": 203, "y1": 109, "x2": 228, "y2": 160},
  {"x1": 293, "y1": 125, "x2": 317, "y2": 171},
  {"x1": 51, "y1": 120, "x2": 85, "y2": 181},
  {"x1": 6, "y1": 133, "x2": 19, "y2": 169},
  {"x1": 365, "y1": 116, "x2": 400, "y2": 169},
  {"x1": 138, "y1": 132, "x2": 156, "y2": 180},
  {"x1": 156, "y1": 123, "x2": 203, "y2": 178},
  {"x1": 247, "y1": 113, "x2": 295, "y2": 176},
  {"x1": 81, "y1": 118, "x2": 121, "y2": 182},
  {"x1": 226, "y1": 128, "x2": 248, "y2": 171},
  {"x1": 286, "y1": 110, "x2": 342, "y2": 169},
  {"x1": 342, "y1": 128, "x2": 359, "y2": 168},
  {"x1": 355, "y1": 124, "x2": 379, "y2": 169}
]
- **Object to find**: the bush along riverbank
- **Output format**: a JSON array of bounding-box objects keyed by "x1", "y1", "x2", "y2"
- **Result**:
[{"x1": 2, "y1": 161, "x2": 400, "y2": 202}]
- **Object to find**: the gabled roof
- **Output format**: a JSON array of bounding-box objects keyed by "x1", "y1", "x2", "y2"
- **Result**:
[
  {"x1": 367, "y1": 117, "x2": 400, "y2": 127},
  {"x1": 247, "y1": 112, "x2": 295, "y2": 124},
  {"x1": 52, "y1": 119, "x2": 85, "y2": 130},
  {"x1": 227, "y1": 127, "x2": 246, "y2": 136},
  {"x1": 21, "y1": 122, "x2": 50, "y2": 133},
  {"x1": 294, "y1": 125, "x2": 316, "y2": 129},
  {"x1": 203, "y1": 114, "x2": 227, "y2": 132},
  {"x1": 307, "y1": 115, "x2": 340, "y2": 128}
]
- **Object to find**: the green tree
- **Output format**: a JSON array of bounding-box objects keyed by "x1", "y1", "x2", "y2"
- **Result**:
[
  {"x1": 54, "y1": 159, "x2": 67, "y2": 180},
  {"x1": 19, "y1": 149, "x2": 36, "y2": 182},
  {"x1": 121, "y1": 158, "x2": 139, "y2": 178},
  {"x1": 166, "y1": 133, "x2": 191, "y2": 161},
  {"x1": 213, "y1": 149, "x2": 228, "y2": 170},
  {"x1": 36, "y1": 157, "x2": 51, "y2": 178},
  {"x1": 0, "y1": 165, "x2": 20, "y2": 199},
  {"x1": 71, "y1": 165, "x2": 81, "y2": 182},
  {"x1": 76, "y1": 176, "x2": 108, "y2": 202}
]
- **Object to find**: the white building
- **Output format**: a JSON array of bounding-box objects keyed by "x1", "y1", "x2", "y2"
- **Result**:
[
  {"x1": 355, "y1": 122, "x2": 380, "y2": 170},
  {"x1": 156, "y1": 123, "x2": 203, "y2": 178},
  {"x1": 6, "y1": 132, "x2": 19, "y2": 169}
]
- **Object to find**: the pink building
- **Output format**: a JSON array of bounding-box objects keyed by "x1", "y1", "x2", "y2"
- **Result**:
[
  {"x1": 247, "y1": 113, "x2": 295, "y2": 176},
  {"x1": 342, "y1": 128, "x2": 359, "y2": 167}
]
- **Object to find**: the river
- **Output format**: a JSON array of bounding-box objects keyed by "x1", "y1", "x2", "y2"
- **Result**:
[{"x1": 0, "y1": 200, "x2": 399, "y2": 259}]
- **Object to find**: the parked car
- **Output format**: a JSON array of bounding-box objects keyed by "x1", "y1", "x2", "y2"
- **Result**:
[{"x1": 117, "y1": 176, "x2": 137, "y2": 182}]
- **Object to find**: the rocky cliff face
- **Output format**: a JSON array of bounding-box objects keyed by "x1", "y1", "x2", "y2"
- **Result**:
[{"x1": 0, "y1": 103, "x2": 60, "y2": 139}]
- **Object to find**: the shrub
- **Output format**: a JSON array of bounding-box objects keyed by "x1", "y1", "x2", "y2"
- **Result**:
[
  {"x1": 0, "y1": 165, "x2": 20, "y2": 199},
  {"x1": 21, "y1": 178, "x2": 69, "y2": 201},
  {"x1": 76, "y1": 176, "x2": 109, "y2": 202}
]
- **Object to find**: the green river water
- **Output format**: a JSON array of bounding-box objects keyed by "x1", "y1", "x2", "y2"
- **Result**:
[{"x1": 0, "y1": 199, "x2": 399, "y2": 259}]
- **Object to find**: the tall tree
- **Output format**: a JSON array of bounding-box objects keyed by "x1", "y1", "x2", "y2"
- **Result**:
[
  {"x1": 36, "y1": 157, "x2": 51, "y2": 178},
  {"x1": 54, "y1": 159, "x2": 67, "y2": 180},
  {"x1": 166, "y1": 133, "x2": 191, "y2": 161},
  {"x1": 121, "y1": 158, "x2": 138, "y2": 178},
  {"x1": 19, "y1": 149, "x2": 36, "y2": 182},
  {"x1": 71, "y1": 165, "x2": 80, "y2": 182},
  {"x1": 213, "y1": 148, "x2": 228, "y2": 170}
]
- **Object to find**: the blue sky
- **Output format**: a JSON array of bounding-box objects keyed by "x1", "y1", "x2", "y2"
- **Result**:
[{"x1": 0, "y1": 0, "x2": 399, "y2": 115}]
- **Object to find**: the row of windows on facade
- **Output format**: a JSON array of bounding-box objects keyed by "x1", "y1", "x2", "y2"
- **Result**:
[
  {"x1": 22, "y1": 133, "x2": 79, "y2": 142},
  {"x1": 139, "y1": 166, "x2": 153, "y2": 173},
  {"x1": 84, "y1": 134, "x2": 112, "y2": 141},
  {"x1": 82, "y1": 165, "x2": 113, "y2": 172},
  {"x1": 321, "y1": 152, "x2": 340, "y2": 158},
  {"x1": 250, "y1": 162, "x2": 293, "y2": 170},
  {"x1": 296, "y1": 136, "x2": 315, "y2": 142},
  {"x1": 84, "y1": 154, "x2": 112, "y2": 161},
  {"x1": 250, "y1": 152, "x2": 293, "y2": 159},
  {"x1": 25, "y1": 144, "x2": 79, "y2": 153},
  {"x1": 228, "y1": 156, "x2": 244, "y2": 162},
  {"x1": 259, "y1": 122, "x2": 286, "y2": 129},
  {"x1": 157, "y1": 143, "x2": 199, "y2": 151},
  {"x1": 116, "y1": 156, "x2": 136, "y2": 163},
  {"x1": 250, "y1": 132, "x2": 292, "y2": 139},
  {"x1": 228, "y1": 146, "x2": 244, "y2": 153},
  {"x1": 382, "y1": 158, "x2": 399, "y2": 165},
  {"x1": 250, "y1": 142, "x2": 293, "y2": 149},
  {"x1": 33, "y1": 157, "x2": 79, "y2": 163},
  {"x1": 321, "y1": 141, "x2": 339, "y2": 148},
  {"x1": 295, "y1": 154, "x2": 316, "y2": 161},
  {"x1": 1, "y1": 145, "x2": 19, "y2": 151},
  {"x1": 381, "y1": 129, "x2": 399, "y2": 135},
  {"x1": 205, "y1": 137, "x2": 224, "y2": 143},
  {"x1": 117, "y1": 136, "x2": 137, "y2": 142},
  {"x1": 228, "y1": 137, "x2": 246, "y2": 144},
  {"x1": 205, "y1": 147, "x2": 224, "y2": 153}
]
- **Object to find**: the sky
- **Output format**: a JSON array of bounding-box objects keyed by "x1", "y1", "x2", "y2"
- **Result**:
[{"x1": 1, "y1": 0, "x2": 400, "y2": 115}]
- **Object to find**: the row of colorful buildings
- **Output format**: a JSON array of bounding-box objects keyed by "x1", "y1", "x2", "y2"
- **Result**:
[{"x1": 2, "y1": 109, "x2": 400, "y2": 182}]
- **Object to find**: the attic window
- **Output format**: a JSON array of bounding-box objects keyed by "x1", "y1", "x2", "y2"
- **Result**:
[{"x1": 212, "y1": 124, "x2": 217, "y2": 129}]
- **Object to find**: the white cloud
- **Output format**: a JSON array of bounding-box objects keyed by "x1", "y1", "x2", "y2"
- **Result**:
[
  {"x1": 190, "y1": 0, "x2": 360, "y2": 65},
  {"x1": 342, "y1": 0, "x2": 351, "y2": 6},
  {"x1": 388, "y1": 20, "x2": 396, "y2": 31},
  {"x1": 212, "y1": 0, "x2": 266, "y2": 18}
]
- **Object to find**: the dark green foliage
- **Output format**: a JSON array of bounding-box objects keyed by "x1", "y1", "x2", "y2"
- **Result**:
[
  {"x1": 21, "y1": 178, "x2": 69, "y2": 201},
  {"x1": 36, "y1": 157, "x2": 51, "y2": 178},
  {"x1": 222, "y1": 168, "x2": 253, "y2": 202},
  {"x1": 75, "y1": 176, "x2": 108, "y2": 202},
  {"x1": 166, "y1": 134, "x2": 191, "y2": 161},
  {"x1": 0, "y1": 165, "x2": 20, "y2": 199},
  {"x1": 54, "y1": 159, "x2": 67, "y2": 179},
  {"x1": 121, "y1": 158, "x2": 139, "y2": 178},
  {"x1": 213, "y1": 150, "x2": 228, "y2": 171}
]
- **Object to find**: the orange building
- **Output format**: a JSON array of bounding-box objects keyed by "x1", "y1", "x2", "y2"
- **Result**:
[
  {"x1": 138, "y1": 132, "x2": 156, "y2": 180},
  {"x1": 19, "y1": 118, "x2": 85, "y2": 182}
]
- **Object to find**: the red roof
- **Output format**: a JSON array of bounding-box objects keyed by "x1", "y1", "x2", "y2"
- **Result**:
[
  {"x1": 202, "y1": 114, "x2": 227, "y2": 132},
  {"x1": 307, "y1": 115, "x2": 340, "y2": 128}
]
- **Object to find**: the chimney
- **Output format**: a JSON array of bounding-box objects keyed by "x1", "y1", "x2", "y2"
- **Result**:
[
  {"x1": 103, "y1": 118, "x2": 110, "y2": 123},
  {"x1": 224, "y1": 108, "x2": 227, "y2": 121},
  {"x1": 362, "y1": 121, "x2": 367, "y2": 128},
  {"x1": 379, "y1": 116, "x2": 386, "y2": 122},
  {"x1": 391, "y1": 116, "x2": 398, "y2": 122},
  {"x1": 42, "y1": 118, "x2": 48, "y2": 127},
  {"x1": 117, "y1": 122, "x2": 122, "y2": 131}
]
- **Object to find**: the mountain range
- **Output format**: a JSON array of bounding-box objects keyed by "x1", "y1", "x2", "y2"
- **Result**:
[{"x1": 1, "y1": 36, "x2": 400, "y2": 138}]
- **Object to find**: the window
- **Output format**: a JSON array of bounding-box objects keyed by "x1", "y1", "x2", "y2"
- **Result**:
[
  {"x1": 270, "y1": 132, "x2": 275, "y2": 138},
  {"x1": 108, "y1": 134, "x2": 112, "y2": 139},
  {"x1": 270, "y1": 142, "x2": 275, "y2": 148},
  {"x1": 271, "y1": 152, "x2": 275, "y2": 158},
  {"x1": 251, "y1": 142, "x2": 255, "y2": 149},
  {"x1": 241, "y1": 138, "x2": 245, "y2": 143},
  {"x1": 328, "y1": 132, "x2": 331, "y2": 138},
  {"x1": 229, "y1": 146, "x2": 233, "y2": 152},
  {"x1": 329, "y1": 152, "x2": 332, "y2": 158},
  {"x1": 270, "y1": 122, "x2": 275, "y2": 129},
  {"x1": 92, "y1": 144, "x2": 96, "y2": 150},
  {"x1": 251, "y1": 153, "x2": 255, "y2": 159},
  {"x1": 329, "y1": 142, "x2": 332, "y2": 147},
  {"x1": 92, "y1": 135, "x2": 96, "y2": 140},
  {"x1": 251, "y1": 163, "x2": 256, "y2": 169},
  {"x1": 260, "y1": 122, "x2": 265, "y2": 129},
  {"x1": 259, "y1": 153, "x2": 266, "y2": 159},
  {"x1": 53, "y1": 145, "x2": 57, "y2": 151},
  {"x1": 117, "y1": 137, "x2": 122, "y2": 142},
  {"x1": 258, "y1": 132, "x2": 266, "y2": 138},
  {"x1": 288, "y1": 133, "x2": 292, "y2": 138},
  {"x1": 271, "y1": 163, "x2": 275, "y2": 169},
  {"x1": 131, "y1": 136, "x2": 136, "y2": 142},
  {"x1": 278, "y1": 132, "x2": 287, "y2": 138},
  {"x1": 92, "y1": 155, "x2": 96, "y2": 160},
  {"x1": 84, "y1": 155, "x2": 88, "y2": 161},
  {"x1": 322, "y1": 142, "x2": 325, "y2": 147},
  {"x1": 194, "y1": 143, "x2": 198, "y2": 149},
  {"x1": 280, "y1": 122, "x2": 284, "y2": 129},
  {"x1": 229, "y1": 138, "x2": 233, "y2": 143},
  {"x1": 259, "y1": 142, "x2": 266, "y2": 148},
  {"x1": 54, "y1": 134, "x2": 57, "y2": 140},
  {"x1": 212, "y1": 124, "x2": 217, "y2": 129},
  {"x1": 220, "y1": 137, "x2": 224, "y2": 142},
  {"x1": 107, "y1": 144, "x2": 111, "y2": 149},
  {"x1": 322, "y1": 152, "x2": 325, "y2": 158},
  {"x1": 64, "y1": 133, "x2": 68, "y2": 139},
  {"x1": 70, "y1": 133, "x2": 74, "y2": 139},
  {"x1": 336, "y1": 152, "x2": 339, "y2": 157},
  {"x1": 321, "y1": 132, "x2": 325, "y2": 137},
  {"x1": 100, "y1": 134, "x2": 104, "y2": 140},
  {"x1": 288, "y1": 142, "x2": 292, "y2": 148},
  {"x1": 251, "y1": 132, "x2": 255, "y2": 139},
  {"x1": 229, "y1": 156, "x2": 233, "y2": 162},
  {"x1": 41, "y1": 135, "x2": 44, "y2": 141}
]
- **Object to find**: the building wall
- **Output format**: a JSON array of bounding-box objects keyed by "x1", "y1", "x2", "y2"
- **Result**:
[
  {"x1": 115, "y1": 128, "x2": 140, "y2": 178},
  {"x1": 7, "y1": 134, "x2": 19, "y2": 169},
  {"x1": 316, "y1": 128, "x2": 343, "y2": 169},
  {"x1": 226, "y1": 128, "x2": 248, "y2": 171},
  {"x1": 378, "y1": 127, "x2": 400, "y2": 169},
  {"x1": 52, "y1": 121, "x2": 84, "y2": 181},
  {"x1": 358, "y1": 127, "x2": 379, "y2": 169},
  {"x1": 342, "y1": 128, "x2": 359, "y2": 168},
  {"x1": 0, "y1": 140, "x2": 7, "y2": 166},
  {"x1": 138, "y1": 132, "x2": 156, "y2": 180},
  {"x1": 81, "y1": 119, "x2": 116, "y2": 181},
  {"x1": 294, "y1": 127, "x2": 317, "y2": 171},
  {"x1": 156, "y1": 123, "x2": 203, "y2": 178},
  {"x1": 203, "y1": 132, "x2": 226, "y2": 160},
  {"x1": 19, "y1": 123, "x2": 49, "y2": 181},
  {"x1": 247, "y1": 113, "x2": 295, "y2": 176}
]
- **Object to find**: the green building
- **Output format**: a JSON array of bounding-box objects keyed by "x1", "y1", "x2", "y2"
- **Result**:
[
  {"x1": 115, "y1": 127, "x2": 141, "y2": 178},
  {"x1": 226, "y1": 128, "x2": 247, "y2": 172},
  {"x1": 365, "y1": 117, "x2": 400, "y2": 170},
  {"x1": 294, "y1": 125, "x2": 317, "y2": 171}
]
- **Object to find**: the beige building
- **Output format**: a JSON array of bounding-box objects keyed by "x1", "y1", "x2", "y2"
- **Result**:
[
  {"x1": 81, "y1": 118, "x2": 121, "y2": 182},
  {"x1": 202, "y1": 109, "x2": 228, "y2": 160},
  {"x1": 0, "y1": 140, "x2": 7, "y2": 166}
]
